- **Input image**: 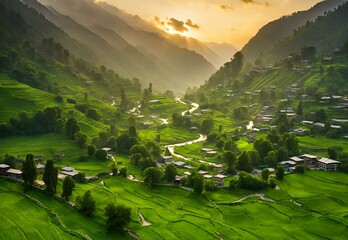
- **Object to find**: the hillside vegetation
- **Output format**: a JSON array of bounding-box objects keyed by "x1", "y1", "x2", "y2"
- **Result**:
[{"x1": 241, "y1": 0, "x2": 347, "y2": 64}]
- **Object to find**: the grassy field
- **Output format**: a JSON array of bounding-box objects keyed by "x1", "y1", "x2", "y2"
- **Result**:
[
  {"x1": 0, "y1": 191, "x2": 75, "y2": 239},
  {"x1": 1, "y1": 169, "x2": 348, "y2": 240}
]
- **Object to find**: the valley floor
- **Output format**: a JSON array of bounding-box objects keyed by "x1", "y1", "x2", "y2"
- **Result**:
[{"x1": 1, "y1": 170, "x2": 348, "y2": 240}]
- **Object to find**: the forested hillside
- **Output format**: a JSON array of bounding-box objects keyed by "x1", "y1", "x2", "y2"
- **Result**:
[
  {"x1": 241, "y1": 0, "x2": 347, "y2": 64},
  {"x1": 31, "y1": 0, "x2": 216, "y2": 92}
]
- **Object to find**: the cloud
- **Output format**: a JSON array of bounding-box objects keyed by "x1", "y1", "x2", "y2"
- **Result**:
[
  {"x1": 218, "y1": 4, "x2": 234, "y2": 11},
  {"x1": 241, "y1": 0, "x2": 270, "y2": 6},
  {"x1": 168, "y1": 18, "x2": 188, "y2": 32},
  {"x1": 185, "y1": 19, "x2": 199, "y2": 29},
  {"x1": 153, "y1": 16, "x2": 200, "y2": 33},
  {"x1": 153, "y1": 16, "x2": 165, "y2": 27}
]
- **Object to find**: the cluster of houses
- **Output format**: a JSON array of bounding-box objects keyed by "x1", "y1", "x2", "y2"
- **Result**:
[
  {"x1": 160, "y1": 155, "x2": 227, "y2": 186},
  {"x1": 0, "y1": 162, "x2": 81, "y2": 181},
  {"x1": 279, "y1": 154, "x2": 341, "y2": 172}
]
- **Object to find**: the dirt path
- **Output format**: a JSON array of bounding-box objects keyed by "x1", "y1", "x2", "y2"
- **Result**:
[
  {"x1": 138, "y1": 212, "x2": 151, "y2": 226},
  {"x1": 233, "y1": 194, "x2": 275, "y2": 203}
]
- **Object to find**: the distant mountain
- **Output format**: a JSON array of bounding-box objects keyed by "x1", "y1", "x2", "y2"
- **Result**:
[
  {"x1": 203, "y1": 42, "x2": 238, "y2": 66},
  {"x1": 241, "y1": 0, "x2": 347, "y2": 64},
  {"x1": 37, "y1": 0, "x2": 216, "y2": 93},
  {"x1": 97, "y1": 1, "x2": 235, "y2": 68},
  {"x1": 264, "y1": 1, "x2": 348, "y2": 63}
]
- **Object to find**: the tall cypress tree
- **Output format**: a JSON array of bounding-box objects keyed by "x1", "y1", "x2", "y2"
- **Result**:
[
  {"x1": 43, "y1": 160, "x2": 58, "y2": 193},
  {"x1": 22, "y1": 154, "x2": 37, "y2": 191}
]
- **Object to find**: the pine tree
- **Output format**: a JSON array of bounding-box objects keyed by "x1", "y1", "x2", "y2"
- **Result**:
[
  {"x1": 62, "y1": 176, "x2": 75, "y2": 200},
  {"x1": 43, "y1": 160, "x2": 58, "y2": 193},
  {"x1": 76, "y1": 190, "x2": 96, "y2": 217},
  {"x1": 296, "y1": 101, "x2": 303, "y2": 116},
  {"x1": 22, "y1": 154, "x2": 37, "y2": 191}
]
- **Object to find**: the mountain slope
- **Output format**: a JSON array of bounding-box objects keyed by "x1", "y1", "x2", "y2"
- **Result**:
[
  {"x1": 264, "y1": 2, "x2": 348, "y2": 63},
  {"x1": 241, "y1": 0, "x2": 347, "y2": 64},
  {"x1": 38, "y1": 0, "x2": 216, "y2": 92},
  {"x1": 98, "y1": 1, "x2": 236, "y2": 68}
]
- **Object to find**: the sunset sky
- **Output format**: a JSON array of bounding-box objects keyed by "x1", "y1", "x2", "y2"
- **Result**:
[{"x1": 106, "y1": 0, "x2": 322, "y2": 48}]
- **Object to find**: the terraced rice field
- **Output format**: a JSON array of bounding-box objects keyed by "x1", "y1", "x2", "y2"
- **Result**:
[{"x1": 1, "y1": 168, "x2": 348, "y2": 239}]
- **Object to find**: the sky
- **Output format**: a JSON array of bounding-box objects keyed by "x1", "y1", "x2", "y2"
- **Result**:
[{"x1": 106, "y1": 0, "x2": 322, "y2": 48}]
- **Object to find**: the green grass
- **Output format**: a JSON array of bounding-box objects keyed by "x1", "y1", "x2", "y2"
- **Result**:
[
  {"x1": 0, "y1": 192, "x2": 74, "y2": 239},
  {"x1": 143, "y1": 95, "x2": 189, "y2": 118},
  {"x1": 0, "y1": 134, "x2": 85, "y2": 162},
  {"x1": 299, "y1": 135, "x2": 348, "y2": 156},
  {"x1": 2, "y1": 169, "x2": 348, "y2": 239}
]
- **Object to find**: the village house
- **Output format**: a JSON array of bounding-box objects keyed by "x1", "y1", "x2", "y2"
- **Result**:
[
  {"x1": 317, "y1": 158, "x2": 341, "y2": 172},
  {"x1": 161, "y1": 156, "x2": 173, "y2": 163},
  {"x1": 289, "y1": 156, "x2": 305, "y2": 165},
  {"x1": 214, "y1": 174, "x2": 227, "y2": 186},
  {"x1": 0, "y1": 164, "x2": 10, "y2": 175},
  {"x1": 301, "y1": 154, "x2": 319, "y2": 167},
  {"x1": 6, "y1": 168, "x2": 22, "y2": 179},
  {"x1": 60, "y1": 166, "x2": 79, "y2": 178}
]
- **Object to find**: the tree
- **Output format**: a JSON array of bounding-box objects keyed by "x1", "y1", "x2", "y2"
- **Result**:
[
  {"x1": 65, "y1": 118, "x2": 80, "y2": 139},
  {"x1": 254, "y1": 138, "x2": 273, "y2": 160},
  {"x1": 301, "y1": 46, "x2": 316, "y2": 62},
  {"x1": 76, "y1": 190, "x2": 96, "y2": 217},
  {"x1": 138, "y1": 158, "x2": 156, "y2": 171},
  {"x1": 275, "y1": 166, "x2": 285, "y2": 180},
  {"x1": 193, "y1": 173, "x2": 204, "y2": 194},
  {"x1": 119, "y1": 167, "x2": 127, "y2": 177},
  {"x1": 95, "y1": 149, "x2": 107, "y2": 160},
  {"x1": 74, "y1": 131, "x2": 88, "y2": 148},
  {"x1": 43, "y1": 160, "x2": 58, "y2": 193},
  {"x1": 277, "y1": 147, "x2": 289, "y2": 162},
  {"x1": 201, "y1": 118, "x2": 214, "y2": 135},
  {"x1": 128, "y1": 126, "x2": 137, "y2": 137},
  {"x1": 62, "y1": 176, "x2": 75, "y2": 200},
  {"x1": 229, "y1": 178, "x2": 239, "y2": 190},
  {"x1": 294, "y1": 165, "x2": 305, "y2": 174},
  {"x1": 205, "y1": 180, "x2": 218, "y2": 191},
  {"x1": 120, "y1": 89, "x2": 128, "y2": 111},
  {"x1": 87, "y1": 144, "x2": 96, "y2": 157},
  {"x1": 283, "y1": 134, "x2": 300, "y2": 156},
  {"x1": 164, "y1": 164, "x2": 177, "y2": 182},
  {"x1": 146, "y1": 141, "x2": 161, "y2": 159},
  {"x1": 238, "y1": 171, "x2": 267, "y2": 190},
  {"x1": 130, "y1": 145, "x2": 150, "y2": 158},
  {"x1": 261, "y1": 168, "x2": 270, "y2": 182},
  {"x1": 237, "y1": 151, "x2": 252, "y2": 172},
  {"x1": 130, "y1": 153, "x2": 142, "y2": 166},
  {"x1": 104, "y1": 203, "x2": 131, "y2": 231},
  {"x1": 328, "y1": 147, "x2": 340, "y2": 160},
  {"x1": 223, "y1": 151, "x2": 236, "y2": 174},
  {"x1": 4, "y1": 154, "x2": 16, "y2": 168},
  {"x1": 227, "y1": 51, "x2": 244, "y2": 78},
  {"x1": 22, "y1": 154, "x2": 37, "y2": 190},
  {"x1": 296, "y1": 101, "x2": 303, "y2": 116},
  {"x1": 216, "y1": 138, "x2": 225, "y2": 150},
  {"x1": 248, "y1": 150, "x2": 260, "y2": 167},
  {"x1": 264, "y1": 151, "x2": 278, "y2": 167},
  {"x1": 86, "y1": 109, "x2": 100, "y2": 121},
  {"x1": 143, "y1": 167, "x2": 162, "y2": 187},
  {"x1": 111, "y1": 163, "x2": 118, "y2": 176}
]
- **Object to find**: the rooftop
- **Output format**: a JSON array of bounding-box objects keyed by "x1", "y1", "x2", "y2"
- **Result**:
[
  {"x1": 318, "y1": 158, "x2": 340, "y2": 165},
  {"x1": 0, "y1": 164, "x2": 10, "y2": 169},
  {"x1": 7, "y1": 168, "x2": 22, "y2": 175},
  {"x1": 61, "y1": 166, "x2": 74, "y2": 172}
]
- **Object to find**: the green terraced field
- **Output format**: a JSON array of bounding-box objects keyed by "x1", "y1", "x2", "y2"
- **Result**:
[{"x1": 1, "y1": 163, "x2": 348, "y2": 240}]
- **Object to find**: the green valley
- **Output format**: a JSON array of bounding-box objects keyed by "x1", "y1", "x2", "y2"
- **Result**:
[{"x1": 0, "y1": 0, "x2": 348, "y2": 239}]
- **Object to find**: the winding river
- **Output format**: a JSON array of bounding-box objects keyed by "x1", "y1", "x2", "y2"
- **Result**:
[{"x1": 164, "y1": 99, "x2": 209, "y2": 161}]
